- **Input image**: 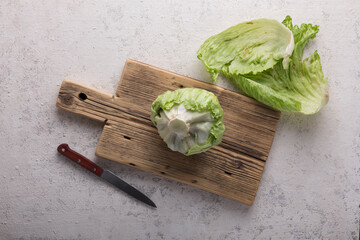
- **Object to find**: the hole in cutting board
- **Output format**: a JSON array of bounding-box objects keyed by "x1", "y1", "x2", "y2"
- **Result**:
[
  {"x1": 129, "y1": 163, "x2": 136, "y2": 166},
  {"x1": 78, "y1": 92, "x2": 87, "y2": 100},
  {"x1": 123, "y1": 136, "x2": 131, "y2": 140},
  {"x1": 224, "y1": 171, "x2": 232, "y2": 176},
  {"x1": 179, "y1": 84, "x2": 184, "y2": 88}
]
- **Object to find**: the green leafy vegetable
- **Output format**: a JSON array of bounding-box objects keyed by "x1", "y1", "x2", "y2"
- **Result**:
[
  {"x1": 197, "y1": 18, "x2": 294, "y2": 82},
  {"x1": 197, "y1": 16, "x2": 329, "y2": 114},
  {"x1": 151, "y1": 88, "x2": 225, "y2": 156}
]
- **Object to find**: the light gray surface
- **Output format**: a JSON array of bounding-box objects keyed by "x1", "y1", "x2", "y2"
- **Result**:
[{"x1": 1, "y1": 0, "x2": 359, "y2": 239}]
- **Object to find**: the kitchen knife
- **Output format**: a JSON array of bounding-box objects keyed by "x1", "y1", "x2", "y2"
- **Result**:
[{"x1": 57, "y1": 143, "x2": 156, "y2": 208}]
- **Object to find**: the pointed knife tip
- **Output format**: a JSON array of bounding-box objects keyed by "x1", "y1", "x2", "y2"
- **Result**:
[{"x1": 147, "y1": 200, "x2": 157, "y2": 208}]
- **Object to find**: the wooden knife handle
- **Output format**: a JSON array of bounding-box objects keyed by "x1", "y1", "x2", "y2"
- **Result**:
[{"x1": 57, "y1": 144, "x2": 104, "y2": 177}]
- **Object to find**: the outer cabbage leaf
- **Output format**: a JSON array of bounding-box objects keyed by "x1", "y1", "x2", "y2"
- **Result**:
[
  {"x1": 151, "y1": 88, "x2": 225, "y2": 156},
  {"x1": 197, "y1": 18, "x2": 294, "y2": 82},
  {"x1": 198, "y1": 16, "x2": 329, "y2": 114}
]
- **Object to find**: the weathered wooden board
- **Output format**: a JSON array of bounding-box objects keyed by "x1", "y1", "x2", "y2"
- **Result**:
[{"x1": 56, "y1": 59, "x2": 280, "y2": 205}]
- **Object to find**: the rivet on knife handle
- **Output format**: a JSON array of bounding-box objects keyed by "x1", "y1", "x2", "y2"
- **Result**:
[{"x1": 57, "y1": 143, "x2": 104, "y2": 177}]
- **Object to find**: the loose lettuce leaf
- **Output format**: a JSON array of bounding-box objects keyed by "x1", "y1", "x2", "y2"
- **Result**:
[
  {"x1": 198, "y1": 16, "x2": 329, "y2": 114},
  {"x1": 197, "y1": 18, "x2": 294, "y2": 82},
  {"x1": 151, "y1": 88, "x2": 225, "y2": 156}
]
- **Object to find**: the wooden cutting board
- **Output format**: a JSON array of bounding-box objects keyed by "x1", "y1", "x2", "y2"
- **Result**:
[{"x1": 56, "y1": 59, "x2": 280, "y2": 206}]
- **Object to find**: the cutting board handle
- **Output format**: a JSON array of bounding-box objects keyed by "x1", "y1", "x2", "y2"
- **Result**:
[{"x1": 56, "y1": 80, "x2": 121, "y2": 122}]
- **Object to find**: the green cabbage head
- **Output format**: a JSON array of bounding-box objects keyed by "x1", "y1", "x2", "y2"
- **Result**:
[
  {"x1": 197, "y1": 16, "x2": 329, "y2": 115},
  {"x1": 151, "y1": 88, "x2": 225, "y2": 156}
]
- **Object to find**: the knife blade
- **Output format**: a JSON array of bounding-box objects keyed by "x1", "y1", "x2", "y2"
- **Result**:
[{"x1": 57, "y1": 143, "x2": 156, "y2": 208}]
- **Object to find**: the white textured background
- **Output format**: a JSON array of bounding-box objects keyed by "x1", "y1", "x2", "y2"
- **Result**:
[{"x1": 1, "y1": 0, "x2": 359, "y2": 239}]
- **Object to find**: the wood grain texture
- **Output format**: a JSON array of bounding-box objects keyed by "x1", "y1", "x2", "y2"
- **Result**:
[{"x1": 56, "y1": 59, "x2": 281, "y2": 205}]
